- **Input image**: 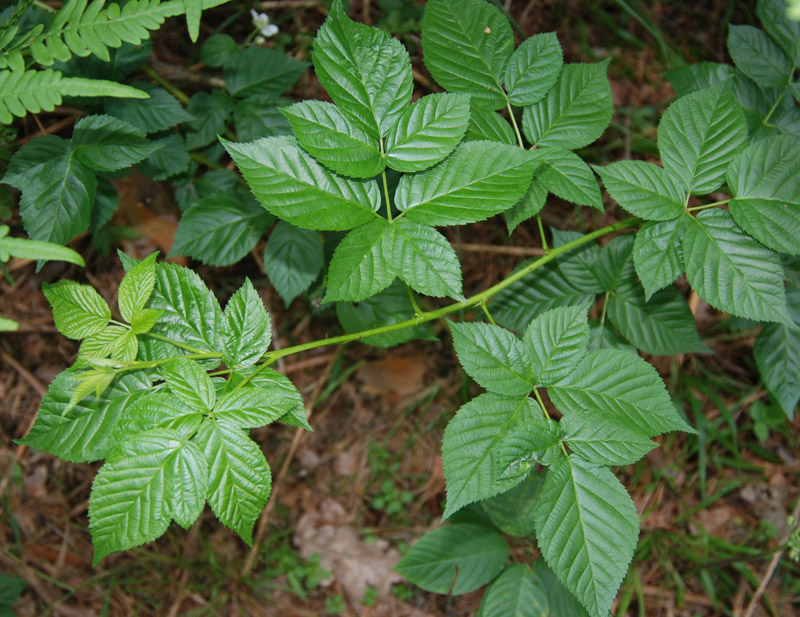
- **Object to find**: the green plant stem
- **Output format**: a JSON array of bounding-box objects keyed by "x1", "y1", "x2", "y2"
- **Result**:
[
  {"x1": 480, "y1": 299, "x2": 497, "y2": 326},
  {"x1": 381, "y1": 170, "x2": 393, "y2": 222},
  {"x1": 762, "y1": 87, "x2": 787, "y2": 125},
  {"x1": 533, "y1": 388, "x2": 550, "y2": 420},
  {"x1": 260, "y1": 217, "x2": 638, "y2": 365},
  {"x1": 506, "y1": 99, "x2": 525, "y2": 149},
  {"x1": 405, "y1": 283, "x2": 423, "y2": 317},
  {"x1": 686, "y1": 199, "x2": 730, "y2": 213},
  {"x1": 599, "y1": 291, "x2": 610, "y2": 329},
  {"x1": 143, "y1": 65, "x2": 190, "y2": 105},
  {"x1": 537, "y1": 214, "x2": 549, "y2": 252}
]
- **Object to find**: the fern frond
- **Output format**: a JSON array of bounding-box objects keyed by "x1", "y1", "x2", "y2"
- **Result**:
[{"x1": 0, "y1": 69, "x2": 147, "y2": 124}]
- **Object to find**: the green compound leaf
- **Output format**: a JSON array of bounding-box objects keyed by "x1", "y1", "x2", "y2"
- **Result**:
[
  {"x1": 632, "y1": 217, "x2": 686, "y2": 300},
  {"x1": 234, "y1": 95, "x2": 292, "y2": 143},
  {"x1": 263, "y1": 221, "x2": 324, "y2": 305},
  {"x1": 523, "y1": 304, "x2": 590, "y2": 386},
  {"x1": 728, "y1": 24, "x2": 793, "y2": 88},
  {"x1": 195, "y1": 419, "x2": 271, "y2": 545},
  {"x1": 449, "y1": 321, "x2": 535, "y2": 396},
  {"x1": 682, "y1": 209, "x2": 790, "y2": 324},
  {"x1": 42, "y1": 280, "x2": 110, "y2": 339},
  {"x1": 336, "y1": 280, "x2": 434, "y2": 348},
  {"x1": 161, "y1": 357, "x2": 216, "y2": 411},
  {"x1": 593, "y1": 160, "x2": 685, "y2": 221},
  {"x1": 223, "y1": 136, "x2": 380, "y2": 231},
  {"x1": 727, "y1": 135, "x2": 800, "y2": 256},
  {"x1": 104, "y1": 83, "x2": 192, "y2": 134},
  {"x1": 493, "y1": 260, "x2": 595, "y2": 333},
  {"x1": 282, "y1": 100, "x2": 384, "y2": 179},
  {"x1": 477, "y1": 564, "x2": 548, "y2": 617},
  {"x1": 548, "y1": 349, "x2": 694, "y2": 437},
  {"x1": 323, "y1": 218, "x2": 394, "y2": 303},
  {"x1": 521, "y1": 59, "x2": 612, "y2": 149},
  {"x1": 504, "y1": 32, "x2": 563, "y2": 107},
  {"x1": 395, "y1": 141, "x2": 538, "y2": 226},
  {"x1": 657, "y1": 84, "x2": 747, "y2": 195},
  {"x1": 385, "y1": 93, "x2": 470, "y2": 173},
  {"x1": 421, "y1": 0, "x2": 513, "y2": 110},
  {"x1": 214, "y1": 386, "x2": 292, "y2": 429},
  {"x1": 757, "y1": 0, "x2": 800, "y2": 66},
  {"x1": 89, "y1": 428, "x2": 208, "y2": 564},
  {"x1": 465, "y1": 107, "x2": 515, "y2": 145},
  {"x1": 185, "y1": 91, "x2": 234, "y2": 149},
  {"x1": 387, "y1": 218, "x2": 463, "y2": 300},
  {"x1": 234, "y1": 367, "x2": 311, "y2": 431},
  {"x1": 562, "y1": 412, "x2": 657, "y2": 466},
  {"x1": 222, "y1": 278, "x2": 271, "y2": 369},
  {"x1": 505, "y1": 176, "x2": 548, "y2": 234},
  {"x1": 5, "y1": 135, "x2": 96, "y2": 245},
  {"x1": 480, "y1": 475, "x2": 543, "y2": 537},
  {"x1": 223, "y1": 47, "x2": 308, "y2": 98},
  {"x1": 312, "y1": 0, "x2": 412, "y2": 136},
  {"x1": 118, "y1": 252, "x2": 158, "y2": 323},
  {"x1": 72, "y1": 114, "x2": 160, "y2": 172},
  {"x1": 170, "y1": 194, "x2": 274, "y2": 267},
  {"x1": 394, "y1": 524, "x2": 509, "y2": 594},
  {"x1": 148, "y1": 262, "x2": 223, "y2": 354},
  {"x1": 535, "y1": 456, "x2": 638, "y2": 617},
  {"x1": 442, "y1": 393, "x2": 539, "y2": 518},
  {"x1": 607, "y1": 283, "x2": 709, "y2": 356},
  {"x1": 535, "y1": 147, "x2": 603, "y2": 210},
  {"x1": 18, "y1": 371, "x2": 151, "y2": 463}
]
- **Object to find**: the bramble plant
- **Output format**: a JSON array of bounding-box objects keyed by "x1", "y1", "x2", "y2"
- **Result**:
[{"x1": 5, "y1": 0, "x2": 800, "y2": 616}]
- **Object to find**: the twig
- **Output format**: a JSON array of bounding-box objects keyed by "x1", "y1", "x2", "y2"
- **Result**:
[
  {"x1": 18, "y1": 112, "x2": 82, "y2": 145},
  {"x1": 459, "y1": 243, "x2": 545, "y2": 257},
  {"x1": 743, "y1": 496, "x2": 800, "y2": 617},
  {"x1": 260, "y1": 0, "x2": 321, "y2": 8},
  {"x1": 640, "y1": 585, "x2": 715, "y2": 607},
  {"x1": 240, "y1": 349, "x2": 340, "y2": 576}
]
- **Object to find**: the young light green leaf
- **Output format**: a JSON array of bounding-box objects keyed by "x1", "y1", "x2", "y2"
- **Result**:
[
  {"x1": 195, "y1": 419, "x2": 271, "y2": 544},
  {"x1": 223, "y1": 47, "x2": 308, "y2": 98},
  {"x1": 185, "y1": 91, "x2": 234, "y2": 149},
  {"x1": 505, "y1": 176, "x2": 548, "y2": 234},
  {"x1": 395, "y1": 141, "x2": 538, "y2": 226},
  {"x1": 394, "y1": 524, "x2": 509, "y2": 594},
  {"x1": 727, "y1": 135, "x2": 800, "y2": 255},
  {"x1": 521, "y1": 60, "x2": 612, "y2": 149},
  {"x1": 105, "y1": 83, "x2": 192, "y2": 134},
  {"x1": 523, "y1": 304, "x2": 590, "y2": 386},
  {"x1": 548, "y1": 349, "x2": 694, "y2": 436},
  {"x1": 480, "y1": 475, "x2": 543, "y2": 537},
  {"x1": 535, "y1": 455, "x2": 638, "y2": 617},
  {"x1": 161, "y1": 357, "x2": 216, "y2": 411},
  {"x1": 658, "y1": 84, "x2": 747, "y2": 194},
  {"x1": 43, "y1": 280, "x2": 110, "y2": 339},
  {"x1": 170, "y1": 194, "x2": 274, "y2": 267},
  {"x1": 130, "y1": 309, "x2": 162, "y2": 335},
  {"x1": 72, "y1": 114, "x2": 160, "y2": 173},
  {"x1": 492, "y1": 261, "x2": 595, "y2": 333},
  {"x1": 18, "y1": 371, "x2": 151, "y2": 463},
  {"x1": 757, "y1": 0, "x2": 800, "y2": 66},
  {"x1": 607, "y1": 283, "x2": 709, "y2": 356},
  {"x1": 535, "y1": 147, "x2": 603, "y2": 210},
  {"x1": 324, "y1": 218, "x2": 394, "y2": 302},
  {"x1": 118, "y1": 252, "x2": 158, "y2": 323},
  {"x1": 633, "y1": 218, "x2": 686, "y2": 300},
  {"x1": 214, "y1": 386, "x2": 293, "y2": 429},
  {"x1": 563, "y1": 412, "x2": 657, "y2": 465},
  {"x1": 264, "y1": 221, "x2": 324, "y2": 305},
  {"x1": 728, "y1": 24, "x2": 793, "y2": 88},
  {"x1": 449, "y1": 321, "x2": 535, "y2": 396},
  {"x1": 442, "y1": 393, "x2": 539, "y2": 518},
  {"x1": 80, "y1": 325, "x2": 128, "y2": 360},
  {"x1": 388, "y1": 218, "x2": 463, "y2": 300},
  {"x1": 223, "y1": 136, "x2": 380, "y2": 231},
  {"x1": 593, "y1": 160, "x2": 685, "y2": 221},
  {"x1": 222, "y1": 278, "x2": 271, "y2": 369},
  {"x1": 477, "y1": 564, "x2": 549, "y2": 617},
  {"x1": 336, "y1": 280, "x2": 434, "y2": 348},
  {"x1": 504, "y1": 32, "x2": 563, "y2": 107},
  {"x1": 682, "y1": 210, "x2": 790, "y2": 324},
  {"x1": 148, "y1": 262, "x2": 223, "y2": 353},
  {"x1": 465, "y1": 107, "x2": 515, "y2": 145},
  {"x1": 385, "y1": 93, "x2": 470, "y2": 173},
  {"x1": 312, "y1": 0, "x2": 412, "y2": 136},
  {"x1": 0, "y1": 230, "x2": 85, "y2": 266},
  {"x1": 282, "y1": 100, "x2": 384, "y2": 178},
  {"x1": 421, "y1": 0, "x2": 514, "y2": 110}
]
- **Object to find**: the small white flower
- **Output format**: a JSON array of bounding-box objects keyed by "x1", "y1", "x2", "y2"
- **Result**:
[{"x1": 250, "y1": 9, "x2": 279, "y2": 38}]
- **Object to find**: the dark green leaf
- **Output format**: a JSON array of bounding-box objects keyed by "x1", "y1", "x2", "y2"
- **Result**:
[
  {"x1": 523, "y1": 304, "x2": 590, "y2": 385},
  {"x1": 200, "y1": 33, "x2": 239, "y2": 68},
  {"x1": 594, "y1": 160, "x2": 685, "y2": 221},
  {"x1": 666, "y1": 62, "x2": 736, "y2": 97},
  {"x1": 465, "y1": 106, "x2": 515, "y2": 145},
  {"x1": 477, "y1": 564, "x2": 548, "y2": 617},
  {"x1": 185, "y1": 91, "x2": 234, "y2": 149},
  {"x1": 224, "y1": 47, "x2": 309, "y2": 98},
  {"x1": 504, "y1": 32, "x2": 563, "y2": 106},
  {"x1": 757, "y1": 0, "x2": 800, "y2": 66},
  {"x1": 136, "y1": 134, "x2": 191, "y2": 180},
  {"x1": 234, "y1": 95, "x2": 292, "y2": 142},
  {"x1": 264, "y1": 221, "x2": 324, "y2": 305},
  {"x1": 535, "y1": 147, "x2": 603, "y2": 210},
  {"x1": 563, "y1": 411, "x2": 657, "y2": 465},
  {"x1": 480, "y1": 475, "x2": 543, "y2": 537},
  {"x1": 324, "y1": 218, "x2": 394, "y2": 302},
  {"x1": 72, "y1": 114, "x2": 160, "y2": 172},
  {"x1": 105, "y1": 83, "x2": 192, "y2": 134},
  {"x1": 728, "y1": 24, "x2": 793, "y2": 87},
  {"x1": 632, "y1": 217, "x2": 686, "y2": 300},
  {"x1": 505, "y1": 176, "x2": 547, "y2": 234}
]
